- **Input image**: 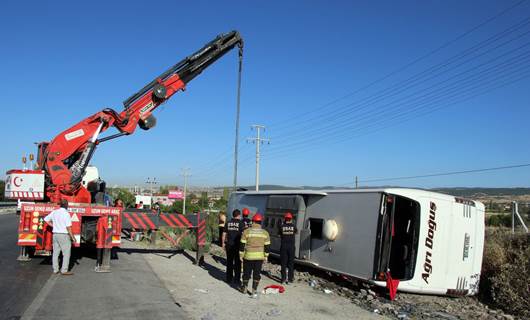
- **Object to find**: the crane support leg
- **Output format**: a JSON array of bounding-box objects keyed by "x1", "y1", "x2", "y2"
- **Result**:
[
  {"x1": 17, "y1": 246, "x2": 31, "y2": 262},
  {"x1": 96, "y1": 248, "x2": 112, "y2": 273}
]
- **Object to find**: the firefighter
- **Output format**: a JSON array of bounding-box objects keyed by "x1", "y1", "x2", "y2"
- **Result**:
[
  {"x1": 239, "y1": 213, "x2": 270, "y2": 297},
  {"x1": 279, "y1": 212, "x2": 297, "y2": 284},
  {"x1": 224, "y1": 209, "x2": 244, "y2": 285},
  {"x1": 242, "y1": 207, "x2": 252, "y2": 230}
]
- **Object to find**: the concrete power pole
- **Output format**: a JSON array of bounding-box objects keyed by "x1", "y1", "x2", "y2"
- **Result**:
[
  {"x1": 247, "y1": 125, "x2": 270, "y2": 191},
  {"x1": 146, "y1": 177, "x2": 157, "y2": 195},
  {"x1": 181, "y1": 168, "x2": 191, "y2": 215}
]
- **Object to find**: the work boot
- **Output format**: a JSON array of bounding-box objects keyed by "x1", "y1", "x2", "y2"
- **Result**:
[
  {"x1": 240, "y1": 280, "x2": 248, "y2": 294},
  {"x1": 252, "y1": 280, "x2": 260, "y2": 292}
]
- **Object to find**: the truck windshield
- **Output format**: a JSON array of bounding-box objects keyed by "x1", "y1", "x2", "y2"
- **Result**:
[{"x1": 375, "y1": 194, "x2": 420, "y2": 280}]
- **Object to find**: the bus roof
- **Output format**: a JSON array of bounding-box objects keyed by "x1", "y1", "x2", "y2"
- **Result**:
[{"x1": 233, "y1": 187, "x2": 458, "y2": 199}]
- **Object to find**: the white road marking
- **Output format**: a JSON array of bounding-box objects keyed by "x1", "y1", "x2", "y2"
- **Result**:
[{"x1": 21, "y1": 274, "x2": 59, "y2": 320}]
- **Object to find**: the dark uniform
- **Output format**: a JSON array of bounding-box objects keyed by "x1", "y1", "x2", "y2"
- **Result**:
[
  {"x1": 242, "y1": 217, "x2": 252, "y2": 230},
  {"x1": 224, "y1": 217, "x2": 244, "y2": 284},
  {"x1": 280, "y1": 220, "x2": 297, "y2": 283}
]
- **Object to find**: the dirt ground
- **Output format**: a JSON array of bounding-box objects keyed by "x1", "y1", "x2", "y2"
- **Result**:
[{"x1": 132, "y1": 241, "x2": 385, "y2": 320}]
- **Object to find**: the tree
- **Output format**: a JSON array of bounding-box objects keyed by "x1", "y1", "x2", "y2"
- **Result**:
[
  {"x1": 214, "y1": 198, "x2": 227, "y2": 211},
  {"x1": 158, "y1": 185, "x2": 179, "y2": 196},
  {"x1": 108, "y1": 188, "x2": 135, "y2": 208}
]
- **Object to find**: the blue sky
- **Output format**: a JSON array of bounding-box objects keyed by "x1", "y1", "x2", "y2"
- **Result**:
[{"x1": 1, "y1": 1, "x2": 529, "y2": 189}]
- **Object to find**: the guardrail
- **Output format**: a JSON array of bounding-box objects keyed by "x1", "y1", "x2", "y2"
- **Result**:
[{"x1": 0, "y1": 202, "x2": 17, "y2": 208}]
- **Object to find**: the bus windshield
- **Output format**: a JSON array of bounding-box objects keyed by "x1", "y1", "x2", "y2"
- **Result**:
[{"x1": 375, "y1": 194, "x2": 421, "y2": 280}]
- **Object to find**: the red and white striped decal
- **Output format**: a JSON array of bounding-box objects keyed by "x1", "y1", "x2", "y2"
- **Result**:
[
  {"x1": 123, "y1": 212, "x2": 139, "y2": 229},
  {"x1": 7, "y1": 191, "x2": 44, "y2": 200},
  {"x1": 131, "y1": 213, "x2": 148, "y2": 229},
  {"x1": 18, "y1": 233, "x2": 37, "y2": 245},
  {"x1": 140, "y1": 213, "x2": 156, "y2": 229},
  {"x1": 159, "y1": 214, "x2": 176, "y2": 227},
  {"x1": 197, "y1": 219, "x2": 207, "y2": 245}
]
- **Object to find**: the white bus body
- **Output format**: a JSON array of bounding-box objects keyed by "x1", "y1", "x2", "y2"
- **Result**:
[{"x1": 227, "y1": 188, "x2": 485, "y2": 296}]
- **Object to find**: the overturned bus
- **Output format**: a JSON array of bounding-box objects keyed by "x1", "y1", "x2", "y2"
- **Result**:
[{"x1": 227, "y1": 188, "x2": 485, "y2": 296}]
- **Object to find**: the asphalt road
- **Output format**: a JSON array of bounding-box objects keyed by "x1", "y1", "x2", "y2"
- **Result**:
[
  {"x1": 0, "y1": 212, "x2": 51, "y2": 320},
  {"x1": 0, "y1": 211, "x2": 188, "y2": 320}
]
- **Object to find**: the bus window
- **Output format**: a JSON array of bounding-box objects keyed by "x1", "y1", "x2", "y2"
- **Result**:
[{"x1": 309, "y1": 218, "x2": 324, "y2": 240}]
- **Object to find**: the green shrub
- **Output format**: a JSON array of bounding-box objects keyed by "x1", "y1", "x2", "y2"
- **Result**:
[
  {"x1": 486, "y1": 214, "x2": 512, "y2": 227},
  {"x1": 480, "y1": 228, "x2": 530, "y2": 318}
]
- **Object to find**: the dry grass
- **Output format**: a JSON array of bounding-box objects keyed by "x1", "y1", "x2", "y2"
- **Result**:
[{"x1": 480, "y1": 228, "x2": 529, "y2": 318}]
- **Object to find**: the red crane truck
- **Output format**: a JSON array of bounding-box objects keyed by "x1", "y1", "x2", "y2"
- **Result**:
[{"x1": 4, "y1": 31, "x2": 243, "y2": 270}]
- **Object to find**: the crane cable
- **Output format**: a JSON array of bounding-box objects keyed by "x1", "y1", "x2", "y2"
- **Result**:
[{"x1": 233, "y1": 44, "x2": 244, "y2": 191}]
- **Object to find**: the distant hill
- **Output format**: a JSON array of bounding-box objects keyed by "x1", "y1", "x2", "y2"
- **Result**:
[{"x1": 431, "y1": 187, "x2": 530, "y2": 197}]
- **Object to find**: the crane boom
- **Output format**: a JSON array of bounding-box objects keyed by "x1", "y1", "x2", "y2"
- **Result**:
[{"x1": 36, "y1": 31, "x2": 243, "y2": 203}]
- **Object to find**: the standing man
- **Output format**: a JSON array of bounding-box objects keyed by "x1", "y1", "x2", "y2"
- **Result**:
[
  {"x1": 44, "y1": 199, "x2": 76, "y2": 275},
  {"x1": 218, "y1": 211, "x2": 226, "y2": 247},
  {"x1": 224, "y1": 209, "x2": 244, "y2": 285},
  {"x1": 280, "y1": 212, "x2": 297, "y2": 284},
  {"x1": 239, "y1": 213, "x2": 270, "y2": 297},
  {"x1": 242, "y1": 207, "x2": 252, "y2": 230}
]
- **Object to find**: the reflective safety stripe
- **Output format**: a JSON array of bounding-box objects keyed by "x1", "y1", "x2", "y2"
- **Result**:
[
  {"x1": 244, "y1": 251, "x2": 266, "y2": 260},
  {"x1": 248, "y1": 232, "x2": 268, "y2": 238},
  {"x1": 241, "y1": 226, "x2": 270, "y2": 261}
]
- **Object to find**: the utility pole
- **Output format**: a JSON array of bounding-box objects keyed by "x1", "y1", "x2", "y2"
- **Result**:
[
  {"x1": 247, "y1": 125, "x2": 270, "y2": 191},
  {"x1": 146, "y1": 177, "x2": 157, "y2": 195},
  {"x1": 355, "y1": 176, "x2": 358, "y2": 189},
  {"x1": 181, "y1": 168, "x2": 191, "y2": 215}
]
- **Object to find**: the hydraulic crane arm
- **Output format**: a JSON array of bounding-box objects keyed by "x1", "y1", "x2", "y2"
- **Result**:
[{"x1": 40, "y1": 31, "x2": 243, "y2": 202}]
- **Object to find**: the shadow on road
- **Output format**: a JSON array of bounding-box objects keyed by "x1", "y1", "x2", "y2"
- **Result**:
[
  {"x1": 36, "y1": 245, "x2": 107, "y2": 272},
  {"x1": 117, "y1": 247, "x2": 183, "y2": 259}
]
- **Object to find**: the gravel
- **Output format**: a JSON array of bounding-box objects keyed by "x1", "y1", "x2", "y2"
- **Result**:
[{"x1": 260, "y1": 256, "x2": 522, "y2": 320}]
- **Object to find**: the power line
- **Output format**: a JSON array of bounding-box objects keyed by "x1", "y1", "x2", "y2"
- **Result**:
[
  {"x1": 270, "y1": 16, "x2": 530, "y2": 144},
  {"x1": 260, "y1": 66, "x2": 530, "y2": 162},
  {"x1": 182, "y1": 3, "x2": 530, "y2": 184},
  {"x1": 262, "y1": 43, "x2": 530, "y2": 157},
  {"x1": 266, "y1": 0, "x2": 529, "y2": 130},
  {"x1": 347, "y1": 163, "x2": 530, "y2": 185},
  {"x1": 182, "y1": 2, "x2": 530, "y2": 185}
]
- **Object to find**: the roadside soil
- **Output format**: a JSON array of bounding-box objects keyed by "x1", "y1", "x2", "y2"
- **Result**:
[
  {"x1": 128, "y1": 240, "x2": 384, "y2": 320},
  {"x1": 127, "y1": 239, "x2": 521, "y2": 320}
]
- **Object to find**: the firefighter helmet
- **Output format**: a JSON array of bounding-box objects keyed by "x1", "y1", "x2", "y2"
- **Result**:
[{"x1": 252, "y1": 214, "x2": 262, "y2": 223}]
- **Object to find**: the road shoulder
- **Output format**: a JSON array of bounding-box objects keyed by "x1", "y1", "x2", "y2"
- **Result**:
[{"x1": 141, "y1": 245, "x2": 385, "y2": 320}]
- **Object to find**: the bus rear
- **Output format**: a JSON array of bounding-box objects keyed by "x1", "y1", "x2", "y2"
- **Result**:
[{"x1": 373, "y1": 189, "x2": 485, "y2": 296}]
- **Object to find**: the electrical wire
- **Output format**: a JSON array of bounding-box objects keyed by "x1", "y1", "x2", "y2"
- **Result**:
[
  {"x1": 266, "y1": 0, "x2": 529, "y2": 130},
  {"x1": 344, "y1": 163, "x2": 530, "y2": 185},
  {"x1": 262, "y1": 44, "x2": 530, "y2": 157},
  {"x1": 270, "y1": 17, "x2": 530, "y2": 143}
]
